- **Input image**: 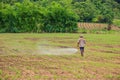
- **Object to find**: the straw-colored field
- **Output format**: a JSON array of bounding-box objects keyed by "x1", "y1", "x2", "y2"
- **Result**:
[{"x1": 78, "y1": 23, "x2": 120, "y2": 31}]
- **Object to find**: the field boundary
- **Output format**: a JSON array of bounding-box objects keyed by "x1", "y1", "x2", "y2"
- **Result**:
[{"x1": 78, "y1": 22, "x2": 120, "y2": 30}]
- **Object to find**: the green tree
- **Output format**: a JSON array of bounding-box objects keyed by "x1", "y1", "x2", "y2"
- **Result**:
[
  {"x1": 73, "y1": 1, "x2": 96, "y2": 22},
  {"x1": 0, "y1": 1, "x2": 44, "y2": 32},
  {"x1": 42, "y1": 2, "x2": 78, "y2": 32}
]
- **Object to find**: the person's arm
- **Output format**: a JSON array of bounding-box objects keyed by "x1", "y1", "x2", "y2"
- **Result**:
[
  {"x1": 84, "y1": 39, "x2": 86, "y2": 44},
  {"x1": 77, "y1": 39, "x2": 80, "y2": 47}
]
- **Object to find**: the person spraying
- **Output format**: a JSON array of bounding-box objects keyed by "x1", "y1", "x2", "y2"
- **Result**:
[{"x1": 77, "y1": 35, "x2": 86, "y2": 57}]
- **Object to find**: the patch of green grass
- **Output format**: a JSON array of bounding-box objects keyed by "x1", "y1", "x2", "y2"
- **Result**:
[
  {"x1": 89, "y1": 61, "x2": 120, "y2": 68},
  {"x1": 105, "y1": 74, "x2": 114, "y2": 79},
  {"x1": 0, "y1": 70, "x2": 2, "y2": 80},
  {"x1": 113, "y1": 19, "x2": 120, "y2": 27},
  {"x1": 105, "y1": 74, "x2": 120, "y2": 80},
  {"x1": 8, "y1": 66, "x2": 21, "y2": 80},
  {"x1": 0, "y1": 70, "x2": 2, "y2": 75},
  {"x1": 116, "y1": 75, "x2": 120, "y2": 79}
]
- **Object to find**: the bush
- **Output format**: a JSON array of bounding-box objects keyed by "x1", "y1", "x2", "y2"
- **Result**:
[
  {"x1": 0, "y1": 1, "x2": 78, "y2": 33},
  {"x1": 73, "y1": 1, "x2": 96, "y2": 22},
  {"x1": 0, "y1": 1, "x2": 44, "y2": 33},
  {"x1": 42, "y1": 2, "x2": 78, "y2": 33}
]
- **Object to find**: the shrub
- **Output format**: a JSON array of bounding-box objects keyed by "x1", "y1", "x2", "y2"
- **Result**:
[
  {"x1": 42, "y1": 2, "x2": 78, "y2": 33},
  {"x1": 0, "y1": 1, "x2": 44, "y2": 33}
]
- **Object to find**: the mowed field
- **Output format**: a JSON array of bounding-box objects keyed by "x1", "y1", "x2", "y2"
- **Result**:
[{"x1": 0, "y1": 33, "x2": 120, "y2": 80}]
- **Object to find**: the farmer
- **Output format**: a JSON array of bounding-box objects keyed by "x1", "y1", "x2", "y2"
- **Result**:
[{"x1": 77, "y1": 35, "x2": 86, "y2": 57}]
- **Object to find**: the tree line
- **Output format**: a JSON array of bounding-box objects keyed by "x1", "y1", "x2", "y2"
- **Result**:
[{"x1": 0, "y1": 0, "x2": 120, "y2": 33}]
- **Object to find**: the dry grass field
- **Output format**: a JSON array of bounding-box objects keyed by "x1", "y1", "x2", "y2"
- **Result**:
[{"x1": 78, "y1": 23, "x2": 120, "y2": 31}]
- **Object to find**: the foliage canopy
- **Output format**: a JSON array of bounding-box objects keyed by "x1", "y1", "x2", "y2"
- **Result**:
[{"x1": 0, "y1": 0, "x2": 120, "y2": 33}]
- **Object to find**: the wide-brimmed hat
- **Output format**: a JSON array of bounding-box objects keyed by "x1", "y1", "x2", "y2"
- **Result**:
[{"x1": 80, "y1": 35, "x2": 83, "y2": 38}]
